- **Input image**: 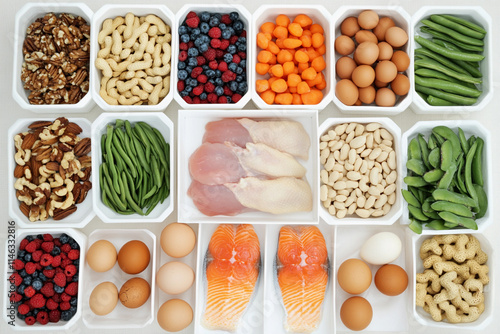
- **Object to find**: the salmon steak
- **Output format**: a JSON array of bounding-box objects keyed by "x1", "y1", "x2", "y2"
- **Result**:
[
  {"x1": 277, "y1": 226, "x2": 329, "y2": 333},
  {"x1": 202, "y1": 224, "x2": 261, "y2": 331}
]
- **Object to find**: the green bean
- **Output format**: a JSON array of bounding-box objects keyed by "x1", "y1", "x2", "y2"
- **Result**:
[
  {"x1": 431, "y1": 200, "x2": 473, "y2": 217},
  {"x1": 416, "y1": 85, "x2": 478, "y2": 106},
  {"x1": 409, "y1": 219, "x2": 423, "y2": 234},
  {"x1": 414, "y1": 59, "x2": 481, "y2": 84},
  {"x1": 414, "y1": 35, "x2": 484, "y2": 61},
  {"x1": 404, "y1": 176, "x2": 428, "y2": 187},
  {"x1": 415, "y1": 68, "x2": 476, "y2": 90},
  {"x1": 468, "y1": 135, "x2": 476, "y2": 148},
  {"x1": 407, "y1": 159, "x2": 426, "y2": 176},
  {"x1": 421, "y1": 19, "x2": 484, "y2": 46},
  {"x1": 432, "y1": 39, "x2": 483, "y2": 78},
  {"x1": 112, "y1": 132, "x2": 137, "y2": 178},
  {"x1": 438, "y1": 211, "x2": 478, "y2": 230},
  {"x1": 430, "y1": 15, "x2": 485, "y2": 39},
  {"x1": 419, "y1": 26, "x2": 484, "y2": 52},
  {"x1": 432, "y1": 189, "x2": 476, "y2": 207},
  {"x1": 471, "y1": 137, "x2": 484, "y2": 186},
  {"x1": 103, "y1": 174, "x2": 127, "y2": 211},
  {"x1": 132, "y1": 134, "x2": 151, "y2": 174},
  {"x1": 415, "y1": 48, "x2": 469, "y2": 75},
  {"x1": 440, "y1": 140, "x2": 454, "y2": 171},
  {"x1": 440, "y1": 14, "x2": 487, "y2": 34},
  {"x1": 426, "y1": 219, "x2": 448, "y2": 230},
  {"x1": 105, "y1": 126, "x2": 121, "y2": 194},
  {"x1": 124, "y1": 170, "x2": 138, "y2": 204},
  {"x1": 415, "y1": 76, "x2": 481, "y2": 98},
  {"x1": 473, "y1": 184, "x2": 488, "y2": 219},
  {"x1": 121, "y1": 171, "x2": 143, "y2": 215},
  {"x1": 101, "y1": 134, "x2": 106, "y2": 153},
  {"x1": 427, "y1": 95, "x2": 455, "y2": 106}
]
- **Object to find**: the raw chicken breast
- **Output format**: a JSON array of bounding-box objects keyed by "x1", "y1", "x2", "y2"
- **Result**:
[
  {"x1": 187, "y1": 180, "x2": 247, "y2": 216},
  {"x1": 203, "y1": 118, "x2": 253, "y2": 147}
]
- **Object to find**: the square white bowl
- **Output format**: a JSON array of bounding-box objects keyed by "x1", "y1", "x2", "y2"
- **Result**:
[
  {"x1": 3, "y1": 228, "x2": 87, "y2": 330},
  {"x1": 178, "y1": 109, "x2": 319, "y2": 224},
  {"x1": 82, "y1": 229, "x2": 156, "y2": 329},
  {"x1": 12, "y1": 3, "x2": 94, "y2": 113},
  {"x1": 410, "y1": 232, "x2": 493, "y2": 329},
  {"x1": 8, "y1": 118, "x2": 95, "y2": 229},
  {"x1": 318, "y1": 118, "x2": 403, "y2": 225},
  {"x1": 173, "y1": 4, "x2": 252, "y2": 109},
  {"x1": 91, "y1": 112, "x2": 174, "y2": 223},
  {"x1": 411, "y1": 6, "x2": 492, "y2": 114},
  {"x1": 90, "y1": 4, "x2": 175, "y2": 111},
  {"x1": 401, "y1": 120, "x2": 492, "y2": 234},
  {"x1": 251, "y1": 5, "x2": 333, "y2": 111},
  {"x1": 332, "y1": 6, "x2": 413, "y2": 115}
]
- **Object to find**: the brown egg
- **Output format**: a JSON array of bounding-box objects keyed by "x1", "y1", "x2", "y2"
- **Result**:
[
  {"x1": 375, "y1": 60, "x2": 397, "y2": 83},
  {"x1": 161, "y1": 223, "x2": 196, "y2": 258},
  {"x1": 358, "y1": 10, "x2": 379, "y2": 30},
  {"x1": 354, "y1": 42, "x2": 379, "y2": 65},
  {"x1": 336, "y1": 79, "x2": 359, "y2": 106},
  {"x1": 374, "y1": 79, "x2": 389, "y2": 88},
  {"x1": 337, "y1": 258, "x2": 372, "y2": 294},
  {"x1": 118, "y1": 240, "x2": 150, "y2": 274},
  {"x1": 359, "y1": 86, "x2": 376, "y2": 104},
  {"x1": 336, "y1": 56, "x2": 357, "y2": 79},
  {"x1": 89, "y1": 282, "x2": 118, "y2": 316},
  {"x1": 374, "y1": 264, "x2": 408, "y2": 296},
  {"x1": 373, "y1": 17, "x2": 396, "y2": 41},
  {"x1": 87, "y1": 240, "x2": 117, "y2": 273},
  {"x1": 377, "y1": 42, "x2": 393, "y2": 61},
  {"x1": 335, "y1": 35, "x2": 355, "y2": 55},
  {"x1": 157, "y1": 262, "x2": 195, "y2": 295},
  {"x1": 385, "y1": 26, "x2": 409, "y2": 48},
  {"x1": 351, "y1": 65, "x2": 375, "y2": 88},
  {"x1": 355, "y1": 30, "x2": 378, "y2": 45},
  {"x1": 354, "y1": 99, "x2": 362, "y2": 106},
  {"x1": 157, "y1": 299, "x2": 193, "y2": 332},
  {"x1": 391, "y1": 73, "x2": 410, "y2": 96},
  {"x1": 375, "y1": 87, "x2": 396, "y2": 107},
  {"x1": 340, "y1": 297, "x2": 373, "y2": 331},
  {"x1": 391, "y1": 50, "x2": 410, "y2": 72},
  {"x1": 340, "y1": 16, "x2": 360, "y2": 37},
  {"x1": 119, "y1": 277, "x2": 151, "y2": 308}
]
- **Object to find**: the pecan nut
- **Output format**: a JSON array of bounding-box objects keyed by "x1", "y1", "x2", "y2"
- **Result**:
[
  {"x1": 73, "y1": 137, "x2": 91, "y2": 156},
  {"x1": 19, "y1": 202, "x2": 30, "y2": 218},
  {"x1": 65, "y1": 122, "x2": 83, "y2": 135},
  {"x1": 21, "y1": 133, "x2": 37, "y2": 150},
  {"x1": 28, "y1": 120, "x2": 52, "y2": 129},
  {"x1": 53, "y1": 205, "x2": 77, "y2": 220}
]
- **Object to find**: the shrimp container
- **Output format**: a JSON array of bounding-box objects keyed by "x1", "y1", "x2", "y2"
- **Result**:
[
  {"x1": 332, "y1": 6, "x2": 412, "y2": 115},
  {"x1": 3, "y1": 228, "x2": 87, "y2": 331},
  {"x1": 91, "y1": 112, "x2": 174, "y2": 223},
  {"x1": 173, "y1": 4, "x2": 252, "y2": 110},
  {"x1": 194, "y1": 224, "x2": 266, "y2": 334},
  {"x1": 318, "y1": 118, "x2": 403, "y2": 226},
  {"x1": 12, "y1": 3, "x2": 95, "y2": 113},
  {"x1": 90, "y1": 4, "x2": 175, "y2": 111},
  {"x1": 411, "y1": 6, "x2": 493, "y2": 114},
  {"x1": 155, "y1": 223, "x2": 198, "y2": 333},
  {"x1": 82, "y1": 229, "x2": 156, "y2": 328},
  {"x1": 409, "y1": 232, "x2": 494, "y2": 329},
  {"x1": 401, "y1": 120, "x2": 492, "y2": 234},
  {"x1": 177, "y1": 109, "x2": 319, "y2": 224},
  {"x1": 263, "y1": 223, "x2": 335, "y2": 334},
  {"x1": 8, "y1": 117, "x2": 95, "y2": 229},
  {"x1": 251, "y1": 5, "x2": 333, "y2": 111},
  {"x1": 335, "y1": 224, "x2": 410, "y2": 332}
]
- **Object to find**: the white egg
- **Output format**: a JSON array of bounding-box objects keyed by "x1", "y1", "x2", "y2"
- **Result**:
[{"x1": 360, "y1": 232, "x2": 402, "y2": 265}]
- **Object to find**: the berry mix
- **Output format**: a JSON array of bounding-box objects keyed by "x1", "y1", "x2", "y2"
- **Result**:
[
  {"x1": 8, "y1": 233, "x2": 80, "y2": 325},
  {"x1": 177, "y1": 11, "x2": 248, "y2": 104}
]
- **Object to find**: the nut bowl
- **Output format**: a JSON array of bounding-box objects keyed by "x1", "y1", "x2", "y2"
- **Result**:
[
  {"x1": 8, "y1": 118, "x2": 95, "y2": 229},
  {"x1": 12, "y1": 3, "x2": 94, "y2": 113}
]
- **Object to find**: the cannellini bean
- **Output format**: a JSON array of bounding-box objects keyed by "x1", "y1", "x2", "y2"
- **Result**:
[
  {"x1": 356, "y1": 208, "x2": 371, "y2": 218},
  {"x1": 347, "y1": 171, "x2": 361, "y2": 181},
  {"x1": 348, "y1": 149, "x2": 357, "y2": 164},
  {"x1": 321, "y1": 134, "x2": 330, "y2": 142},
  {"x1": 334, "y1": 181, "x2": 347, "y2": 190},
  {"x1": 338, "y1": 189, "x2": 350, "y2": 197},
  {"x1": 334, "y1": 201, "x2": 345, "y2": 210},
  {"x1": 366, "y1": 122, "x2": 381, "y2": 131},
  {"x1": 328, "y1": 129, "x2": 336, "y2": 139},
  {"x1": 320, "y1": 141, "x2": 328, "y2": 150},
  {"x1": 382, "y1": 139, "x2": 393, "y2": 147},
  {"x1": 348, "y1": 203, "x2": 357, "y2": 215},
  {"x1": 332, "y1": 164, "x2": 344, "y2": 173},
  {"x1": 346, "y1": 122, "x2": 357, "y2": 134},
  {"x1": 383, "y1": 203, "x2": 392, "y2": 214},
  {"x1": 340, "y1": 144, "x2": 350, "y2": 161},
  {"x1": 382, "y1": 161, "x2": 390, "y2": 174},
  {"x1": 384, "y1": 184, "x2": 396, "y2": 195},
  {"x1": 374, "y1": 194, "x2": 388, "y2": 209},
  {"x1": 325, "y1": 156, "x2": 336, "y2": 171},
  {"x1": 346, "y1": 181, "x2": 358, "y2": 189},
  {"x1": 388, "y1": 151, "x2": 397, "y2": 170},
  {"x1": 366, "y1": 133, "x2": 374, "y2": 148},
  {"x1": 320, "y1": 169, "x2": 329, "y2": 184},
  {"x1": 376, "y1": 151, "x2": 389, "y2": 163},
  {"x1": 374, "y1": 129, "x2": 382, "y2": 144},
  {"x1": 386, "y1": 170, "x2": 397, "y2": 184},
  {"x1": 365, "y1": 195, "x2": 377, "y2": 209},
  {"x1": 388, "y1": 192, "x2": 396, "y2": 205},
  {"x1": 328, "y1": 205, "x2": 336, "y2": 216},
  {"x1": 361, "y1": 148, "x2": 372, "y2": 158},
  {"x1": 336, "y1": 194, "x2": 347, "y2": 202},
  {"x1": 323, "y1": 200, "x2": 331, "y2": 209},
  {"x1": 354, "y1": 157, "x2": 362, "y2": 172},
  {"x1": 345, "y1": 196, "x2": 355, "y2": 207},
  {"x1": 355, "y1": 124, "x2": 365, "y2": 136},
  {"x1": 344, "y1": 162, "x2": 354, "y2": 171},
  {"x1": 328, "y1": 187, "x2": 336, "y2": 198},
  {"x1": 368, "y1": 186, "x2": 380, "y2": 197},
  {"x1": 350, "y1": 135, "x2": 366, "y2": 149},
  {"x1": 369, "y1": 147, "x2": 382, "y2": 160},
  {"x1": 330, "y1": 140, "x2": 343, "y2": 151},
  {"x1": 370, "y1": 167, "x2": 380, "y2": 185},
  {"x1": 336, "y1": 209, "x2": 347, "y2": 219},
  {"x1": 372, "y1": 209, "x2": 385, "y2": 217},
  {"x1": 360, "y1": 160, "x2": 368, "y2": 174},
  {"x1": 320, "y1": 147, "x2": 330, "y2": 164},
  {"x1": 320, "y1": 185, "x2": 328, "y2": 201},
  {"x1": 335, "y1": 123, "x2": 347, "y2": 136},
  {"x1": 357, "y1": 196, "x2": 366, "y2": 208},
  {"x1": 380, "y1": 128, "x2": 393, "y2": 141},
  {"x1": 356, "y1": 145, "x2": 365, "y2": 154}
]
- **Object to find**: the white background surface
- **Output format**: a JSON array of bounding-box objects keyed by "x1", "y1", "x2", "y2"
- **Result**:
[{"x1": 0, "y1": 0, "x2": 498, "y2": 333}]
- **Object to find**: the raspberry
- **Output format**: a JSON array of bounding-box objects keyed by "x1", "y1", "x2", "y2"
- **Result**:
[
  {"x1": 40, "y1": 254, "x2": 53, "y2": 267},
  {"x1": 203, "y1": 48, "x2": 216, "y2": 61},
  {"x1": 207, "y1": 93, "x2": 218, "y2": 103},
  {"x1": 37, "y1": 311, "x2": 49, "y2": 325},
  {"x1": 55, "y1": 267, "x2": 63, "y2": 274},
  {"x1": 25, "y1": 286, "x2": 36, "y2": 298},
  {"x1": 218, "y1": 96, "x2": 228, "y2": 103},
  {"x1": 215, "y1": 49, "x2": 224, "y2": 58},
  {"x1": 60, "y1": 253, "x2": 67, "y2": 260},
  {"x1": 43, "y1": 269, "x2": 55, "y2": 279},
  {"x1": 13, "y1": 259, "x2": 24, "y2": 270},
  {"x1": 186, "y1": 11, "x2": 197, "y2": 19},
  {"x1": 25, "y1": 316, "x2": 36, "y2": 326},
  {"x1": 41, "y1": 283, "x2": 55, "y2": 298},
  {"x1": 179, "y1": 42, "x2": 188, "y2": 51},
  {"x1": 178, "y1": 50, "x2": 188, "y2": 62},
  {"x1": 34, "y1": 238, "x2": 43, "y2": 247},
  {"x1": 191, "y1": 66, "x2": 203, "y2": 78},
  {"x1": 223, "y1": 86, "x2": 234, "y2": 96},
  {"x1": 59, "y1": 301, "x2": 71, "y2": 311},
  {"x1": 61, "y1": 244, "x2": 71, "y2": 254},
  {"x1": 187, "y1": 41, "x2": 195, "y2": 49},
  {"x1": 232, "y1": 93, "x2": 242, "y2": 103},
  {"x1": 25, "y1": 262, "x2": 36, "y2": 275},
  {"x1": 43, "y1": 234, "x2": 53, "y2": 242},
  {"x1": 18, "y1": 304, "x2": 30, "y2": 315},
  {"x1": 221, "y1": 70, "x2": 236, "y2": 82},
  {"x1": 41, "y1": 242, "x2": 54, "y2": 253},
  {"x1": 25, "y1": 241, "x2": 38, "y2": 253},
  {"x1": 232, "y1": 54, "x2": 241, "y2": 64},
  {"x1": 53, "y1": 239, "x2": 62, "y2": 247},
  {"x1": 237, "y1": 51, "x2": 247, "y2": 59},
  {"x1": 221, "y1": 14, "x2": 231, "y2": 25},
  {"x1": 49, "y1": 310, "x2": 61, "y2": 323},
  {"x1": 9, "y1": 272, "x2": 22, "y2": 286},
  {"x1": 229, "y1": 35, "x2": 238, "y2": 45},
  {"x1": 65, "y1": 282, "x2": 78, "y2": 296},
  {"x1": 19, "y1": 239, "x2": 29, "y2": 251},
  {"x1": 196, "y1": 56, "x2": 206, "y2": 66},
  {"x1": 51, "y1": 256, "x2": 61, "y2": 268},
  {"x1": 67, "y1": 249, "x2": 79, "y2": 261},
  {"x1": 210, "y1": 39, "x2": 221, "y2": 49},
  {"x1": 205, "y1": 82, "x2": 215, "y2": 93},
  {"x1": 240, "y1": 30, "x2": 247, "y2": 38},
  {"x1": 218, "y1": 61, "x2": 228, "y2": 72},
  {"x1": 197, "y1": 74, "x2": 208, "y2": 83},
  {"x1": 220, "y1": 39, "x2": 229, "y2": 50},
  {"x1": 52, "y1": 293, "x2": 61, "y2": 303},
  {"x1": 192, "y1": 85, "x2": 204, "y2": 96},
  {"x1": 208, "y1": 60, "x2": 218, "y2": 70},
  {"x1": 9, "y1": 291, "x2": 22, "y2": 303},
  {"x1": 46, "y1": 298, "x2": 58, "y2": 310},
  {"x1": 54, "y1": 273, "x2": 66, "y2": 287},
  {"x1": 192, "y1": 96, "x2": 201, "y2": 104},
  {"x1": 35, "y1": 263, "x2": 42, "y2": 271},
  {"x1": 208, "y1": 27, "x2": 222, "y2": 39},
  {"x1": 29, "y1": 293, "x2": 46, "y2": 308},
  {"x1": 185, "y1": 17, "x2": 200, "y2": 28},
  {"x1": 182, "y1": 96, "x2": 193, "y2": 104}
]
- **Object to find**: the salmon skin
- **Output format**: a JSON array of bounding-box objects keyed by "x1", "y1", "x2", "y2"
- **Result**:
[
  {"x1": 202, "y1": 224, "x2": 261, "y2": 331},
  {"x1": 276, "y1": 226, "x2": 329, "y2": 333}
]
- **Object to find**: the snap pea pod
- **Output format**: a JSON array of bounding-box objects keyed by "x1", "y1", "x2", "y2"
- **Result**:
[
  {"x1": 428, "y1": 136, "x2": 437, "y2": 150},
  {"x1": 408, "y1": 138, "x2": 421, "y2": 160},
  {"x1": 428, "y1": 148, "x2": 440, "y2": 168},
  {"x1": 402, "y1": 189, "x2": 421, "y2": 208},
  {"x1": 458, "y1": 128, "x2": 470, "y2": 154},
  {"x1": 440, "y1": 140, "x2": 454, "y2": 171},
  {"x1": 437, "y1": 162, "x2": 457, "y2": 189},
  {"x1": 407, "y1": 159, "x2": 426, "y2": 176},
  {"x1": 431, "y1": 200, "x2": 473, "y2": 217},
  {"x1": 404, "y1": 176, "x2": 428, "y2": 187},
  {"x1": 433, "y1": 126, "x2": 462, "y2": 161},
  {"x1": 409, "y1": 205, "x2": 429, "y2": 221},
  {"x1": 423, "y1": 169, "x2": 444, "y2": 183},
  {"x1": 438, "y1": 211, "x2": 478, "y2": 230},
  {"x1": 426, "y1": 219, "x2": 448, "y2": 230},
  {"x1": 415, "y1": 76, "x2": 481, "y2": 98},
  {"x1": 417, "y1": 134, "x2": 431, "y2": 170},
  {"x1": 430, "y1": 15, "x2": 485, "y2": 39},
  {"x1": 432, "y1": 189, "x2": 476, "y2": 207},
  {"x1": 464, "y1": 141, "x2": 479, "y2": 208},
  {"x1": 409, "y1": 219, "x2": 424, "y2": 234},
  {"x1": 473, "y1": 183, "x2": 488, "y2": 219},
  {"x1": 415, "y1": 35, "x2": 485, "y2": 61},
  {"x1": 455, "y1": 157, "x2": 467, "y2": 194},
  {"x1": 471, "y1": 137, "x2": 484, "y2": 186}
]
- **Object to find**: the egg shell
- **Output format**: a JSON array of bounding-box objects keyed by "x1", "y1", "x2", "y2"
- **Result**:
[
  {"x1": 335, "y1": 35, "x2": 356, "y2": 56},
  {"x1": 118, "y1": 240, "x2": 151, "y2": 274},
  {"x1": 354, "y1": 42, "x2": 379, "y2": 65},
  {"x1": 391, "y1": 50, "x2": 410, "y2": 72},
  {"x1": 377, "y1": 42, "x2": 393, "y2": 61},
  {"x1": 360, "y1": 232, "x2": 402, "y2": 265},
  {"x1": 354, "y1": 30, "x2": 378, "y2": 45},
  {"x1": 340, "y1": 296, "x2": 373, "y2": 331},
  {"x1": 337, "y1": 258, "x2": 372, "y2": 294},
  {"x1": 358, "y1": 86, "x2": 376, "y2": 104},
  {"x1": 352, "y1": 65, "x2": 375, "y2": 88},
  {"x1": 157, "y1": 261, "x2": 195, "y2": 295},
  {"x1": 161, "y1": 222, "x2": 196, "y2": 258},
  {"x1": 336, "y1": 56, "x2": 357, "y2": 79},
  {"x1": 375, "y1": 60, "x2": 397, "y2": 83},
  {"x1": 385, "y1": 26, "x2": 408, "y2": 48},
  {"x1": 336, "y1": 79, "x2": 359, "y2": 106},
  {"x1": 391, "y1": 73, "x2": 410, "y2": 96},
  {"x1": 89, "y1": 282, "x2": 119, "y2": 316},
  {"x1": 358, "y1": 10, "x2": 379, "y2": 30},
  {"x1": 373, "y1": 17, "x2": 395, "y2": 41},
  {"x1": 119, "y1": 277, "x2": 151, "y2": 308},
  {"x1": 87, "y1": 240, "x2": 117, "y2": 273},
  {"x1": 157, "y1": 299, "x2": 193, "y2": 332},
  {"x1": 374, "y1": 264, "x2": 408, "y2": 296},
  {"x1": 340, "y1": 16, "x2": 360, "y2": 37}
]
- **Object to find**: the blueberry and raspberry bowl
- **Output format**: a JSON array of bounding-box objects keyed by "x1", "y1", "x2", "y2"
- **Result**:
[
  {"x1": 6, "y1": 230, "x2": 85, "y2": 328},
  {"x1": 176, "y1": 8, "x2": 250, "y2": 106}
]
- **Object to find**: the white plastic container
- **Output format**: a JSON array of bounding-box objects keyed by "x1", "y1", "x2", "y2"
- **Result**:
[
  {"x1": 194, "y1": 224, "x2": 265, "y2": 334},
  {"x1": 401, "y1": 120, "x2": 492, "y2": 234},
  {"x1": 177, "y1": 109, "x2": 319, "y2": 224},
  {"x1": 332, "y1": 6, "x2": 412, "y2": 115},
  {"x1": 335, "y1": 224, "x2": 409, "y2": 332},
  {"x1": 318, "y1": 118, "x2": 403, "y2": 226},
  {"x1": 3, "y1": 228, "x2": 87, "y2": 330},
  {"x1": 155, "y1": 223, "x2": 198, "y2": 334},
  {"x1": 90, "y1": 4, "x2": 175, "y2": 111},
  {"x1": 409, "y1": 232, "x2": 493, "y2": 329},
  {"x1": 263, "y1": 223, "x2": 335, "y2": 334},
  {"x1": 91, "y1": 112, "x2": 174, "y2": 223},
  {"x1": 173, "y1": 4, "x2": 252, "y2": 109},
  {"x1": 82, "y1": 229, "x2": 156, "y2": 328},
  {"x1": 8, "y1": 118, "x2": 95, "y2": 229},
  {"x1": 251, "y1": 5, "x2": 333, "y2": 111},
  {"x1": 12, "y1": 3, "x2": 94, "y2": 113},
  {"x1": 411, "y1": 6, "x2": 492, "y2": 114}
]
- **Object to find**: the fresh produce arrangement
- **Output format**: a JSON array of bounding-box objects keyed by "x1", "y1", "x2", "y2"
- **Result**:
[
  {"x1": 99, "y1": 119, "x2": 170, "y2": 215},
  {"x1": 403, "y1": 126, "x2": 487, "y2": 233},
  {"x1": 335, "y1": 10, "x2": 410, "y2": 107},
  {"x1": 414, "y1": 14, "x2": 486, "y2": 106},
  {"x1": 416, "y1": 234, "x2": 489, "y2": 323},
  {"x1": 255, "y1": 13, "x2": 326, "y2": 105}
]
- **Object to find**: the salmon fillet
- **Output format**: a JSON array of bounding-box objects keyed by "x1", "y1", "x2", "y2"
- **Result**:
[
  {"x1": 277, "y1": 226, "x2": 328, "y2": 333},
  {"x1": 202, "y1": 224, "x2": 260, "y2": 331}
]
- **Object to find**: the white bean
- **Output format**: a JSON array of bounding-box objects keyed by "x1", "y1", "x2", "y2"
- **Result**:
[
  {"x1": 336, "y1": 209, "x2": 347, "y2": 219},
  {"x1": 374, "y1": 194, "x2": 388, "y2": 209},
  {"x1": 384, "y1": 184, "x2": 396, "y2": 195},
  {"x1": 380, "y1": 128, "x2": 393, "y2": 141},
  {"x1": 350, "y1": 135, "x2": 366, "y2": 149},
  {"x1": 356, "y1": 208, "x2": 371, "y2": 218},
  {"x1": 320, "y1": 185, "x2": 328, "y2": 201},
  {"x1": 388, "y1": 192, "x2": 396, "y2": 205},
  {"x1": 370, "y1": 167, "x2": 380, "y2": 185},
  {"x1": 388, "y1": 151, "x2": 397, "y2": 170},
  {"x1": 348, "y1": 202, "x2": 357, "y2": 215},
  {"x1": 335, "y1": 123, "x2": 347, "y2": 136},
  {"x1": 366, "y1": 122, "x2": 381, "y2": 131},
  {"x1": 320, "y1": 169, "x2": 329, "y2": 184}
]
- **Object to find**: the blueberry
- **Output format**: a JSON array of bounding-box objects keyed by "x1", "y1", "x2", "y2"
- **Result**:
[
  {"x1": 72, "y1": 274, "x2": 79, "y2": 282},
  {"x1": 227, "y1": 45, "x2": 237, "y2": 54},
  {"x1": 202, "y1": 64, "x2": 209, "y2": 71},
  {"x1": 51, "y1": 246, "x2": 60, "y2": 256},
  {"x1": 238, "y1": 43, "x2": 247, "y2": 52},
  {"x1": 238, "y1": 82, "x2": 248, "y2": 93},
  {"x1": 200, "y1": 22, "x2": 210, "y2": 34},
  {"x1": 69, "y1": 306, "x2": 77, "y2": 314},
  {"x1": 36, "y1": 234, "x2": 43, "y2": 240},
  {"x1": 240, "y1": 59, "x2": 246, "y2": 68},
  {"x1": 180, "y1": 90, "x2": 189, "y2": 97},
  {"x1": 188, "y1": 57, "x2": 198, "y2": 67},
  {"x1": 205, "y1": 70, "x2": 215, "y2": 78},
  {"x1": 178, "y1": 61, "x2": 186, "y2": 70},
  {"x1": 179, "y1": 25, "x2": 188, "y2": 35},
  {"x1": 238, "y1": 37, "x2": 246, "y2": 44},
  {"x1": 187, "y1": 48, "x2": 199, "y2": 57},
  {"x1": 17, "y1": 284, "x2": 26, "y2": 294},
  {"x1": 187, "y1": 78, "x2": 198, "y2": 87},
  {"x1": 224, "y1": 53, "x2": 233, "y2": 63},
  {"x1": 184, "y1": 86, "x2": 193, "y2": 93},
  {"x1": 236, "y1": 75, "x2": 244, "y2": 82},
  {"x1": 177, "y1": 70, "x2": 188, "y2": 80},
  {"x1": 228, "y1": 63, "x2": 238, "y2": 72},
  {"x1": 32, "y1": 279, "x2": 42, "y2": 291},
  {"x1": 59, "y1": 234, "x2": 70, "y2": 245},
  {"x1": 201, "y1": 34, "x2": 210, "y2": 43},
  {"x1": 228, "y1": 81, "x2": 238, "y2": 92},
  {"x1": 38, "y1": 273, "x2": 47, "y2": 282},
  {"x1": 69, "y1": 240, "x2": 79, "y2": 250},
  {"x1": 70, "y1": 297, "x2": 78, "y2": 306},
  {"x1": 215, "y1": 70, "x2": 222, "y2": 78},
  {"x1": 73, "y1": 259, "x2": 79, "y2": 266},
  {"x1": 215, "y1": 77, "x2": 223, "y2": 87},
  {"x1": 194, "y1": 37, "x2": 204, "y2": 48},
  {"x1": 24, "y1": 253, "x2": 32, "y2": 262},
  {"x1": 17, "y1": 312, "x2": 26, "y2": 321},
  {"x1": 19, "y1": 269, "x2": 27, "y2": 278},
  {"x1": 199, "y1": 92, "x2": 207, "y2": 100},
  {"x1": 180, "y1": 34, "x2": 190, "y2": 43},
  {"x1": 209, "y1": 16, "x2": 220, "y2": 27},
  {"x1": 61, "y1": 310, "x2": 74, "y2": 321},
  {"x1": 54, "y1": 285, "x2": 65, "y2": 294},
  {"x1": 229, "y1": 12, "x2": 239, "y2": 21},
  {"x1": 26, "y1": 236, "x2": 35, "y2": 242},
  {"x1": 31, "y1": 271, "x2": 38, "y2": 278},
  {"x1": 200, "y1": 12, "x2": 211, "y2": 22},
  {"x1": 45, "y1": 265, "x2": 53, "y2": 270},
  {"x1": 33, "y1": 309, "x2": 39, "y2": 317},
  {"x1": 219, "y1": 23, "x2": 227, "y2": 30},
  {"x1": 192, "y1": 28, "x2": 200, "y2": 36},
  {"x1": 221, "y1": 29, "x2": 232, "y2": 40},
  {"x1": 17, "y1": 250, "x2": 26, "y2": 260},
  {"x1": 226, "y1": 96, "x2": 232, "y2": 103},
  {"x1": 198, "y1": 43, "x2": 209, "y2": 53},
  {"x1": 214, "y1": 86, "x2": 224, "y2": 96},
  {"x1": 236, "y1": 66, "x2": 243, "y2": 75},
  {"x1": 23, "y1": 276, "x2": 32, "y2": 286},
  {"x1": 233, "y1": 20, "x2": 244, "y2": 32}
]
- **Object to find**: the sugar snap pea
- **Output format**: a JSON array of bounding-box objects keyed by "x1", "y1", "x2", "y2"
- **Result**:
[
  {"x1": 408, "y1": 138, "x2": 421, "y2": 160},
  {"x1": 458, "y1": 128, "x2": 469, "y2": 154},
  {"x1": 432, "y1": 189, "x2": 476, "y2": 207},
  {"x1": 426, "y1": 219, "x2": 448, "y2": 230},
  {"x1": 440, "y1": 140, "x2": 454, "y2": 171},
  {"x1": 409, "y1": 219, "x2": 424, "y2": 234},
  {"x1": 438, "y1": 211, "x2": 478, "y2": 230},
  {"x1": 402, "y1": 189, "x2": 421, "y2": 208},
  {"x1": 431, "y1": 200, "x2": 473, "y2": 217},
  {"x1": 464, "y1": 141, "x2": 479, "y2": 208},
  {"x1": 406, "y1": 159, "x2": 426, "y2": 176},
  {"x1": 404, "y1": 176, "x2": 428, "y2": 187},
  {"x1": 433, "y1": 126, "x2": 462, "y2": 160},
  {"x1": 417, "y1": 134, "x2": 431, "y2": 170},
  {"x1": 423, "y1": 169, "x2": 444, "y2": 183},
  {"x1": 428, "y1": 148, "x2": 440, "y2": 168},
  {"x1": 409, "y1": 205, "x2": 429, "y2": 221},
  {"x1": 471, "y1": 137, "x2": 484, "y2": 186},
  {"x1": 437, "y1": 162, "x2": 457, "y2": 190},
  {"x1": 473, "y1": 183, "x2": 488, "y2": 219}
]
